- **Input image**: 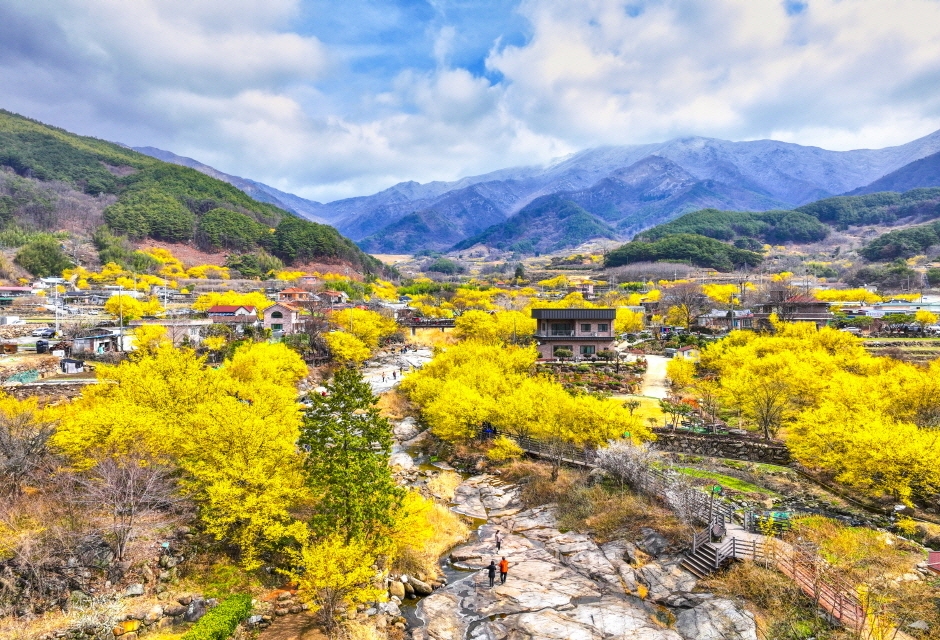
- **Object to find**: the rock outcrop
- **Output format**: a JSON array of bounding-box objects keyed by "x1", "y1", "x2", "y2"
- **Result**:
[{"x1": 413, "y1": 482, "x2": 757, "y2": 640}]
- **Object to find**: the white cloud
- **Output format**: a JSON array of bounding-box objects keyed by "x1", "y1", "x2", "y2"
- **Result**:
[
  {"x1": 488, "y1": 0, "x2": 940, "y2": 150},
  {"x1": 2, "y1": 0, "x2": 940, "y2": 201}
]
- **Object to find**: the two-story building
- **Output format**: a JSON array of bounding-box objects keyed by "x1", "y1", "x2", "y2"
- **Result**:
[
  {"x1": 263, "y1": 303, "x2": 304, "y2": 336},
  {"x1": 531, "y1": 308, "x2": 616, "y2": 360}
]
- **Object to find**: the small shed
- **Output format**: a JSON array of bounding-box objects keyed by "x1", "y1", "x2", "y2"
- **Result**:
[{"x1": 61, "y1": 358, "x2": 85, "y2": 374}]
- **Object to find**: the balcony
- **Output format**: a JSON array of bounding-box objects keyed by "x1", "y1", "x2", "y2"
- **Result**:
[{"x1": 536, "y1": 330, "x2": 613, "y2": 339}]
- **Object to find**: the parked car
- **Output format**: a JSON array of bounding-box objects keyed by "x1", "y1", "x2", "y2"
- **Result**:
[{"x1": 31, "y1": 327, "x2": 55, "y2": 338}]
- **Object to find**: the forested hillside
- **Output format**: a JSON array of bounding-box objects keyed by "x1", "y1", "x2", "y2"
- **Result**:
[
  {"x1": 0, "y1": 109, "x2": 383, "y2": 275},
  {"x1": 606, "y1": 188, "x2": 940, "y2": 271}
]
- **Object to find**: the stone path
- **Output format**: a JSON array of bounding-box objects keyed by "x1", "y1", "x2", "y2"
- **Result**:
[{"x1": 413, "y1": 476, "x2": 757, "y2": 640}]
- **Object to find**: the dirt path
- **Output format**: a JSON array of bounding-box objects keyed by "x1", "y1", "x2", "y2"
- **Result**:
[
  {"x1": 641, "y1": 354, "x2": 669, "y2": 399},
  {"x1": 257, "y1": 612, "x2": 327, "y2": 640}
]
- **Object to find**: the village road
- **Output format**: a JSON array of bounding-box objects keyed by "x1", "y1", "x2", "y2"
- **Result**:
[{"x1": 641, "y1": 354, "x2": 669, "y2": 399}]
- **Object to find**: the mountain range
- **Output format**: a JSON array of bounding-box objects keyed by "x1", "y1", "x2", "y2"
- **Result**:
[{"x1": 136, "y1": 130, "x2": 940, "y2": 255}]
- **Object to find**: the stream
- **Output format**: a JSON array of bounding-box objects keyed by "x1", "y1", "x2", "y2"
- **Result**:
[{"x1": 381, "y1": 351, "x2": 758, "y2": 640}]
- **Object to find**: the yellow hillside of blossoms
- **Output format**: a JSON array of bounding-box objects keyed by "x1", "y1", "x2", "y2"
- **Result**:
[{"x1": 699, "y1": 319, "x2": 940, "y2": 505}]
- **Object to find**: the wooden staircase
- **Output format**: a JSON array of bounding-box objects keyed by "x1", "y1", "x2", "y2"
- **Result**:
[{"x1": 680, "y1": 540, "x2": 725, "y2": 577}]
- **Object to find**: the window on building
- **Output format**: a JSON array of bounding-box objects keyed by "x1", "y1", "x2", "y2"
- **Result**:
[
  {"x1": 581, "y1": 323, "x2": 591, "y2": 332},
  {"x1": 580, "y1": 345, "x2": 595, "y2": 356},
  {"x1": 271, "y1": 311, "x2": 283, "y2": 319},
  {"x1": 272, "y1": 324, "x2": 283, "y2": 331},
  {"x1": 598, "y1": 323, "x2": 609, "y2": 332}
]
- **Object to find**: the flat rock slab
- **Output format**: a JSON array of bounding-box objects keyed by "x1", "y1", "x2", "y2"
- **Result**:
[{"x1": 417, "y1": 493, "x2": 755, "y2": 640}]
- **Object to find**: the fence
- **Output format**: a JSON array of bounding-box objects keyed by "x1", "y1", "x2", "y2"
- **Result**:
[
  {"x1": 705, "y1": 536, "x2": 866, "y2": 630},
  {"x1": 485, "y1": 428, "x2": 735, "y2": 525}
]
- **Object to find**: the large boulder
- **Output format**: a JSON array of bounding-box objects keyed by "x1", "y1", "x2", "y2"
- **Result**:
[
  {"x1": 637, "y1": 528, "x2": 670, "y2": 557},
  {"x1": 393, "y1": 417, "x2": 420, "y2": 441},
  {"x1": 675, "y1": 598, "x2": 758, "y2": 640},
  {"x1": 388, "y1": 581, "x2": 406, "y2": 600},
  {"x1": 410, "y1": 577, "x2": 434, "y2": 596},
  {"x1": 389, "y1": 451, "x2": 415, "y2": 470},
  {"x1": 639, "y1": 560, "x2": 697, "y2": 603},
  {"x1": 183, "y1": 598, "x2": 208, "y2": 622}
]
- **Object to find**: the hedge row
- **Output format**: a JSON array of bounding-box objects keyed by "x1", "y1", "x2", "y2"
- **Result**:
[{"x1": 181, "y1": 594, "x2": 253, "y2": 640}]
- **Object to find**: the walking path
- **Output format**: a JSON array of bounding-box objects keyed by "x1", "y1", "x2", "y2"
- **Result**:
[
  {"x1": 361, "y1": 347, "x2": 433, "y2": 394},
  {"x1": 640, "y1": 354, "x2": 669, "y2": 399}
]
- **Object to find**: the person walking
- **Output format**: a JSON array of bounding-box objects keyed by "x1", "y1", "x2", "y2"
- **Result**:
[
  {"x1": 486, "y1": 560, "x2": 497, "y2": 587},
  {"x1": 495, "y1": 530, "x2": 502, "y2": 552},
  {"x1": 392, "y1": 370, "x2": 397, "y2": 380},
  {"x1": 499, "y1": 557, "x2": 509, "y2": 584}
]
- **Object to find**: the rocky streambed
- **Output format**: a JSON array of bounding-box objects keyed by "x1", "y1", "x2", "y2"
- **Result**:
[{"x1": 411, "y1": 474, "x2": 757, "y2": 640}]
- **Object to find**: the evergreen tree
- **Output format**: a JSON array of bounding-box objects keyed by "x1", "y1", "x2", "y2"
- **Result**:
[{"x1": 300, "y1": 367, "x2": 403, "y2": 541}]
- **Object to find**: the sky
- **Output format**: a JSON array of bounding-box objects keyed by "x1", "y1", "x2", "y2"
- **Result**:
[{"x1": 1, "y1": 0, "x2": 940, "y2": 202}]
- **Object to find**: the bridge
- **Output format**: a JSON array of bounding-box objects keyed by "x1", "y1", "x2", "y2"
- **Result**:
[{"x1": 398, "y1": 317, "x2": 456, "y2": 335}]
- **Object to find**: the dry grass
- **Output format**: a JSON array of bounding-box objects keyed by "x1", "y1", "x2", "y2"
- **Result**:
[
  {"x1": 555, "y1": 485, "x2": 688, "y2": 546},
  {"x1": 427, "y1": 470, "x2": 463, "y2": 501},
  {"x1": 702, "y1": 561, "x2": 849, "y2": 640},
  {"x1": 501, "y1": 460, "x2": 584, "y2": 508},
  {"x1": 0, "y1": 610, "x2": 71, "y2": 640},
  {"x1": 376, "y1": 389, "x2": 415, "y2": 421},
  {"x1": 499, "y1": 460, "x2": 687, "y2": 546},
  {"x1": 391, "y1": 502, "x2": 470, "y2": 578}
]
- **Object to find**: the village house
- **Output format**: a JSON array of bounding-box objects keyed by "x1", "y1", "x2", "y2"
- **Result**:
[
  {"x1": 206, "y1": 305, "x2": 258, "y2": 328},
  {"x1": 531, "y1": 308, "x2": 616, "y2": 360},
  {"x1": 263, "y1": 303, "x2": 304, "y2": 336},
  {"x1": 752, "y1": 294, "x2": 832, "y2": 329},
  {"x1": 72, "y1": 330, "x2": 120, "y2": 355},
  {"x1": 674, "y1": 345, "x2": 701, "y2": 361},
  {"x1": 319, "y1": 290, "x2": 349, "y2": 305},
  {"x1": 700, "y1": 309, "x2": 754, "y2": 331},
  {"x1": 277, "y1": 287, "x2": 314, "y2": 304},
  {"x1": 129, "y1": 318, "x2": 213, "y2": 346}
]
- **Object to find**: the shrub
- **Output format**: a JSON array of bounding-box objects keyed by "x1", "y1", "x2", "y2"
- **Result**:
[
  {"x1": 14, "y1": 235, "x2": 73, "y2": 276},
  {"x1": 180, "y1": 594, "x2": 252, "y2": 640},
  {"x1": 486, "y1": 435, "x2": 524, "y2": 462}
]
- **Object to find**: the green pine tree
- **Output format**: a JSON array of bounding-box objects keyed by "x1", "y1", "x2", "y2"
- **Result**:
[{"x1": 299, "y1": 367, "x2": 403, "y2": 542}]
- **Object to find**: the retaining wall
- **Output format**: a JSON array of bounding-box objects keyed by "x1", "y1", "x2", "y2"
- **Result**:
[{"x1": 652, "y1": 430, "x2": 791, "y2": 465}]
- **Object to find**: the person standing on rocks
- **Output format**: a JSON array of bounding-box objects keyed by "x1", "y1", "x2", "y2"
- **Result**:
[
  {"x1": 487, "y1": 560, "x2": 497, "y2": 587},
  {"x1": 499, "y1": 557, "x2": 509, "y2": 584},
  {"x1": 495, "y1": 530, "x2": 502, "y2": 552}
]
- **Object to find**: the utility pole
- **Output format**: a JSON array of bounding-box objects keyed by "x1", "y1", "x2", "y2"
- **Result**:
[{"x1": 118, "y1": 286, "x2": 124, "y2": 352}]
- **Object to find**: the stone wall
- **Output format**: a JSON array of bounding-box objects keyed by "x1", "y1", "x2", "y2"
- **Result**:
[
  {"x1": 5, "y1": 380, "x2": 95, "y2": 402},
  {"x1": 652, "y1": 430, "x2": 791, "y2": 465}
]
